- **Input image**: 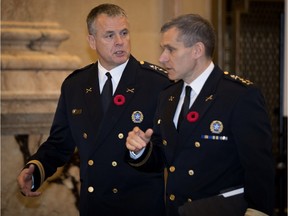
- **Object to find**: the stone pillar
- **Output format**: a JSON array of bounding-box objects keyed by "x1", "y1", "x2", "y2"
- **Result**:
[
  {"x1": 1, "y1": 21, "x2": 81, "y2": 134},
  {"x1": 1, "y1": 21, "x2": 81, "y2": 216}
]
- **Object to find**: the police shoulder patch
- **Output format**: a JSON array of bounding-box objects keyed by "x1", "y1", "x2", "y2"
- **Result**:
[
  {"x1": 223, "y1": 71, "x2": 253, "y2": 86},
  {"x1": 139, "y1": 60, "x2": 168, "y2": 76}
]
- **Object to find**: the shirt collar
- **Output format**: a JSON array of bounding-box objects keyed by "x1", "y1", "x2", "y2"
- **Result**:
[
  {"x1": 98, "y1": 60, "x2": 129, "y2": 85},
  {"x1": 185, "y1": 62, "x2": 214, "y2": 95}
]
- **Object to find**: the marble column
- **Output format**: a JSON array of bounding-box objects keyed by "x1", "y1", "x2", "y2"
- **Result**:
[{"x1": 1, "y1": 21, "x2": 82, "y2": 216}]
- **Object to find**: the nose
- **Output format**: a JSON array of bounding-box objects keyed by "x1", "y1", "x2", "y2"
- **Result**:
[
  {"x1": 159, "y1": 51, "x2": 168, "y2": 64},
  {"x1": 115, "y1": 34, "x2": 124, "y2": 45}
]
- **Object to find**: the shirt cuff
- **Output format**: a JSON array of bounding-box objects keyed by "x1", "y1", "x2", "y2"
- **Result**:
[{"x1": 129, "y1": 148, "x2": 145, "y2": 159}]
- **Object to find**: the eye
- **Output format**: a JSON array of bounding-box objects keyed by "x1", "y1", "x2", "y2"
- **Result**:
[
  {"x1": 165, "y1": 47, "x2": 175, "y2": 54},
  {"x1": 120, "y1": 29, "x2": 129, "y2": 37},
  {"x1": 105, "y1": 33, "x2": 114, "y2": 39}
]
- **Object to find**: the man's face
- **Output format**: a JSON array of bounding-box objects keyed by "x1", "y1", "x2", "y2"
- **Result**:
[
  {"x1": 88, "y1": 14, "x2": 131, "y2": 70},
  {"x1": 159, "y1": 27, "x2": 196, "y2": 83}
]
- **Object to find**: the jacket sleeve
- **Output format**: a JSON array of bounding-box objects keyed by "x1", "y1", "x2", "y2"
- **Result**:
[
  {"x1": 24, "y1": 85, "x2": 77, "y2": 191},
  {"x1": 232, "y1": 87, "x2": 275, "y2": 215}
]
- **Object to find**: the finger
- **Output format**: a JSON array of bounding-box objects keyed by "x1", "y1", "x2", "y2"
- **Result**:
[
  {"x1": 144, "y1": 128, "x2": 153, "y2": 140},
  {"x1": 126, "y1": 134, "x2": 145, "y2": 150},
  {"x1": 133, "y1": 126, "x2": 140, "y2": 134},
  {"x1": 21, "y1": 190, "x2": 41, "y2": 197}
]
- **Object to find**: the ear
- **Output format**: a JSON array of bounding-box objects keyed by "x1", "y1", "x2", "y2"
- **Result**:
[
  {"x1": 193, "y1": 42, "x2": 205, "y2": 58},
  {"x1": 87, "y1": 34, "x2": 96, "y2": 50}
]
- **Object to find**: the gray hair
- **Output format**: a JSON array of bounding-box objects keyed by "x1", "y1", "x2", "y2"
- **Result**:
[
  {"x1": 161, "y1": 14, "x2": 216, "y2": 57},
  {"x1": 86, "y1": 4, "x2": 127, "y2": 35}
]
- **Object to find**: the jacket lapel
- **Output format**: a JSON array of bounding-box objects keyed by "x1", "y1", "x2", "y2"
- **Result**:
[
  {"x1": 91, "y1": 56, "x2": 138, "y2": 151},
  {"x1": 179, "y1": 66, "x2": 223, "y2": 143},
  {"x1": 99, "y1": 60, "x2": 137, "y2": 137},
  {"x1": 162, "y1": 81, "x2": 183, "y2": 132},
  {"x1": 83, "y1": 63, "x2": 102, "y2": 125}
]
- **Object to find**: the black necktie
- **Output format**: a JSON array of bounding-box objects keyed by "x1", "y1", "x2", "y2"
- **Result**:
[
  {"x1": 101, "y1": 72, "x2": 113, "y2": 113},
  {"x1": 177, "y1": 86, "x2": 192, "y2": 129}
]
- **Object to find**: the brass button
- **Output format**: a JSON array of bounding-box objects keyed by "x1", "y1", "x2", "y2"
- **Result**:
[
  {"x1": 83, "y1": 133, "x2": 88, "y2": 139},
  {"x1": 169, "y1": 194, "x2": 175, "y2": 201},
  {"x1": 118, "y1": 133, "x2": 124, "y2": 139},
  {"x1": 157, "y1": 119, "x2": 161, "y2": 124},
  {"x1": 112, "y1": 188, "x2": 118, "y2": 193},
  {"x1": 88, "y1": 160, "x2": 94, "y2": 166},
  {"x1": 187, "y1": 198, "x2": 192, "y2": 202},
  {"x1": 195, "y1": 142, "x2": 200, "y2": 147},
  {"x1": 112, "y1": 161, "x2": 117, "y2": 167},
  {"x1": 162, "y1": 140, "x2": 167, "y2": 146},
  {"x1": 88, "y1": 186, "x2": 94, "y2": 193},
  {"x1": 169, "y1": 166, "x2": 175, "y2": 172},
  {"x1": 188, "y1": 170, "x2": 194, "y2": 176}
]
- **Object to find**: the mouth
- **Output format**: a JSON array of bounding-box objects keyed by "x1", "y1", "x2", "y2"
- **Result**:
[
  {"x1": 165, "y1": 67, "x2": 173, "y2": 72},
  {"x1": 114, "y1": 51, "x2": 125, "y2": 56}
]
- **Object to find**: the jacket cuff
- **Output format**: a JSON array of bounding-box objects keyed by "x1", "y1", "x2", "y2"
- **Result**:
[
  {"x1": 26, "y1": 160, "x2": 45, "y2": 191},
  {"x1": 245, "y1": 208, "x2": 268, "y2": 216},
  {"x1": 127, "y1": 142, "x2": 153, "y2": 167}
]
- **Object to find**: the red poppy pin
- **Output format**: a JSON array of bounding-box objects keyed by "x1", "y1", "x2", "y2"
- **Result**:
[
  {"x1": 186, "y1": 111, "x2": 199, "y2": 123},
  {"x1": 114, "y1": 94, "x2": 126, "y2": 106}
]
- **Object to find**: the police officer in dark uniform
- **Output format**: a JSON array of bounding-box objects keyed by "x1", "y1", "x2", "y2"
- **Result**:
[
  {"x1": 126, "y1": 14, "x2": 274, "y2": 216},
  {"x1": 17, "y1": 4, "x2": 171, "y2": 216}
]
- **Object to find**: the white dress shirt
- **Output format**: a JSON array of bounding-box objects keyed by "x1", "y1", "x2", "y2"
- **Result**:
[
  {"x1": 173, "y1": 62, "x2": 214, "y2": 127},
  {"x1": 98, "y1": 60, "x2": 128, "y2": 94}
]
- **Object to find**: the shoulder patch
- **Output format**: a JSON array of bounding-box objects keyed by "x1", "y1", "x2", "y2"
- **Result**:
[
  {"x1": 139, "y1": 60, "x2": 168, "y2": 76},
  {"x1": 223, "y1": 71, "x2": 253, "y2": 86}
]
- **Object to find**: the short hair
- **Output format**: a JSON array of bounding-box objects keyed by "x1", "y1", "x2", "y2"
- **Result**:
[
  {"x1": 86, "y1": 4, "x2": 127, "y2": 35},
  {"x1": 161, "y1": 14, "x2": 216, "y2": 57}
]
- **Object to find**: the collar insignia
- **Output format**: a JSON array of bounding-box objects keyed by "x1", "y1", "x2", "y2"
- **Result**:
[
  {"x1": 205, "y1": 95, "x2": 213, "y2": 102},
  {"x1": 169, "y1": 96, "x2": 175, "y2": 101},
  {"x1": 86, "y1": 87, "x2": 92, "y2": 93},
  {"x1": 126, "y1": 88, "x2": 135, "y2": 93}
]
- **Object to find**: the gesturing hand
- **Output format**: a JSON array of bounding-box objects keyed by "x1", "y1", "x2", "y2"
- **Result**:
[
  {"x1": 17, "y1": 164, "x2": 41, "y2": 197},
  {"x1": 126, "y1": 126, "x2": 153, "y2": 153}
]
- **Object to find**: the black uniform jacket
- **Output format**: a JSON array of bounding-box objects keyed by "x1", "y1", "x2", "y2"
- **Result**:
[
  {"x1": 128, "y1": 65, "x2": 275, "y2": 216},
  {"x1": 26, "y1": 55, "x2": 172, "y2": 216}
]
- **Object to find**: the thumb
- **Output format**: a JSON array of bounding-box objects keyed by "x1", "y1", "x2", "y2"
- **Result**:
[
  {"x1": 27, "y1": 164, "x2": 35, "y2": 175},
  {"x1": 144, "y1": 128, "x2": 153, "y2": 139}
]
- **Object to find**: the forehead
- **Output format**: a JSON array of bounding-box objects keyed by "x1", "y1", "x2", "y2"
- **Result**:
[
  {"x1": 160, "y1": 27, "x2": 182, "y2": 45},
  {"x1": 95, "y1": 14, "x2": 129, "y2": 32}
]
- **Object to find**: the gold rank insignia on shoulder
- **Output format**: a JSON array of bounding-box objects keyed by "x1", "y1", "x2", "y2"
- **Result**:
[
  {"x1": 224, "y1": 71, "x2": 253, "y2": 85},
  {"x1": 210, "y1": 120, "x2": 223, "y2": 134},
  {"x1": 131, "y1": 111, "x2": 144, "y2": 123}
]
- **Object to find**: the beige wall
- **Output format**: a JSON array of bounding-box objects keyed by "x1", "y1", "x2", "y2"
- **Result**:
[{"x1": 2, "y1": 0, "x2": 212, "y2": 67}]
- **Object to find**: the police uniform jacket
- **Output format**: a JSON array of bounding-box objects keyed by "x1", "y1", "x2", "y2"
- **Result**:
[
  {"x1": 26, "y1": 55, "x2": 171, "y2": 216},
  {"x1": 128, "y1": 65, "x2": 275, "y2": 216}
]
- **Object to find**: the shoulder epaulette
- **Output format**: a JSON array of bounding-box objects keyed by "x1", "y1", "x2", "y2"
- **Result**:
[
  {"x1": 139, "y1": 60, "x2": 168, "y2": 76},
  {"x1": 66, "y1": 63, "x2": 94, "y2": 79},
  {"x1": 223, "y1": 71, "x2": 253, "y2": 86}
]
